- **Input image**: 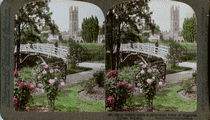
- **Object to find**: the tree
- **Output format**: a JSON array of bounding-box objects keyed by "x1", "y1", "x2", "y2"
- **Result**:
[
  {"x1": 14, "y1": 1, "x2": 60, "y2": 70},
  {"x1": 106, "y1": 0, "x2": 157, "y2": 70},
  {"x1": 181, "y1": 14, "x2": 196, "y2": 43},
  {"x1": 81, "y1": 16, "x2": 99, "y2": 43}
]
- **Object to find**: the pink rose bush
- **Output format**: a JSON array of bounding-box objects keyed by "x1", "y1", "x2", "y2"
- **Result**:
[
  {"x1": 106, "y1": 70, "x2": 134, "y2": 110},
  {"x1": 14, "y1": 71, "x2": 35, "y2": 111},
  {"x1": 136, "y1": 63, "x2": 163, "y2": 108},
  {"x1": 39, "y1": 63, "x2": 64, "y2": 108}
]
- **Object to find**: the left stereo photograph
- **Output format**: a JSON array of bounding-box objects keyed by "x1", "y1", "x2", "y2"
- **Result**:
[{"x1": 13, "y1": 0, "x2": 105, "y2": 112}]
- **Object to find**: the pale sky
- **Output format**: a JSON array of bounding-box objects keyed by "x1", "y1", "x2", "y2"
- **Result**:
[{"x1": 47, "y1": 0, "x2": 195, "y2": 32}]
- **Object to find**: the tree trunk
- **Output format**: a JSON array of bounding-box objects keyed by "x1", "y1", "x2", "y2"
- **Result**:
[
  {"x1": 16, "y1": 24, "x2": 21, "y2": 71},
  {"x1": 116, "y1": 23, "x2": 121, "y2": 70}
]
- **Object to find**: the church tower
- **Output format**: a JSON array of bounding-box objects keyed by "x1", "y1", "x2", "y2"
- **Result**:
[
  {"x1": 170, "y1": 5, "x2": 179, "y2": 38},
  {"x1": 69, "y1": 6, "x2": 78, "y2": 37}
]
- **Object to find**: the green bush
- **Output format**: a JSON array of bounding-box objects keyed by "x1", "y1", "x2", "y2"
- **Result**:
[
  {"x1": 167, "y1": 40, "x2": 187, "y2": 67},
  {"x1": 181, "y1": 77, "x2": 195, "y2": 93},
  {"x1": 105, "y1": 70, "x2": 134, "y2": 111},
  {"x1": 83, "y1": 78, "x2": 95, "y2": 93},
  {"x1": 93, "y1": 70, "x2": 105, "y2": 87},
  {"x1": 192, "y1": 71, "x2": 197, "y2": 84}
]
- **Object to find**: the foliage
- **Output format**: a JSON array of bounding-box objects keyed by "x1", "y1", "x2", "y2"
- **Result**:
[
  {"x1": 39, "y1": 63, "x2": 64, "y2": 108},
  {"x1": 105, "y1": 70, "x2": 134, "y2": 111},
  {"x1": 105, "y1": 0, "x2": 157, "y2": 69},
  {"x1": 181, "y1": 77, "x2": 195, "y2": 93},
  {"x1": 167, "y1": 40, "x2": 187, "y2": 67},
  {"x1": 14, "y1": 71, "x2": 36, "y2": 111},
  {"x1": 192, "y1": 71, "x2": 197, "y2": 84},
  {"x1": 81, "y1": 15, "x2": 99, "y2": 43},
  {"x1": 181, "y1": 14, "x2": 196, "y2": 43},
  {"x1": 82, "y1": 78, "x2": 95, "y2": 93},
  {"x1": 136, "y1": 62, "x2": 162, "y2": 109},
  {"x1": 93, "y1": 70, "x2": 105, "y2": 87},
  {"x1": 99, "y1": 24, "x2": 105, "y2": 34},
  {"x1": 14, "y1": 1, "x2": 60, "y2": 70},
  {"x1": 67, "y1": 39, "x2": 86, "y2": 68}
]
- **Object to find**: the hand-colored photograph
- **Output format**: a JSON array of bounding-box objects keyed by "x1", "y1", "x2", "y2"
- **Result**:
[
  {"x1": 105, "y1": 0, "x2": 197, "y2": 112},
  {"x1": 13, "y1": 0, "x2": 105, "y2": 112}
]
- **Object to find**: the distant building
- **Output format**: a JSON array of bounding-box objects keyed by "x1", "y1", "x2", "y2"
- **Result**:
[{"x1": 162, "y1": 5, "x2": 185, "y2": 43}]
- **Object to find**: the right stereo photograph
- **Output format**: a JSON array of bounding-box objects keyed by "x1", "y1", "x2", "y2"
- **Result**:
[{"x1": 105, "y1": 0, "x2": 197, "y2": 112}]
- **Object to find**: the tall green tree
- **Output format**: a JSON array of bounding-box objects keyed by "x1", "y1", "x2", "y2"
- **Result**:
[
  {"x1": 181, "y1": 14, "x2": 196, "y2": 43},
  {"x1": 81, "y1": 16, "x2": 99, "y2": 43},
  {"x1": 14, "y1": 1, "x2": 59, "y2": 70},
  {"x1": 106, "y1": 0, "x2": 157, "y2": 70}
]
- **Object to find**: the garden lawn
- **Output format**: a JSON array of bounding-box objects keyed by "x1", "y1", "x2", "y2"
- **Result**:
[
  {"x1": 29, "y1": 85, "x2": 104, "y2": 112},
  {"x1": 166, "y1": 64, "x2": 192, "y2": 74},
  {"x1": 127, "y1": 83, "x2": 196, "y2": 112}
]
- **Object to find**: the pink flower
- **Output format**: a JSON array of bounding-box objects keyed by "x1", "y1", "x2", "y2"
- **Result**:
[
  {"x1": 30, "y1": 86, "x2": 35, "y2": 90},
  {"x1": 136, "y1": 76, "x2": 138, "y2": 79},
  {"x1": 124, "y1": 82, "x2": 128, "y2": 86},
  {"x1": 41, "y1": 63, "x2": 46, "y2": 65},
  {"x1": 146, "y1": 79, "x2": 152, "y2": 84},
  {"x1": 49, "y1": 79, "x2": 55, "y2": 84},
  {"x1": 26, "y1": 82, "x2": 30, "y2": 85},
  {"x1": 147, "y1": 68, "x2": 152, "y2": 73},
  {"x1": 111, "y1": 70, "x2": 116, "y2": 75},
  {"x1": 42, "y1": 70, "x2": 47, "y2": 74},
  {"x1": 50, "y1": 69, "x2": 54, "y2": 74},
  {"x1": 61, "y1": 82, "x2": 65, "y2": 86},
  {"x1": 139, "y1": 62, "x2": 144, "y2": 65},
  {"x1": 114, "y1": 78, "x2": 117, "y2": 82},
  {"x1": 140, "y1": 70, "x2": 145, "y2": 74},
  {"x1": 14, "y1": 98, "x2": 18, "y2": 105},
  {"x1": 38, "y1": 76, "x2": 40, "y2": 79},
  {"x1": 55, "y1": 69, "x2": 58, "y2": 72},
  {"x1": 107, "y1": 70, "x2": 116, "y2": 78},
  {"x1": 159, "y1": 82, "x2": 163, "y2": 85},
  {"x1": 153, "y1": 68, "x2": 156, "y2": 72},
  {"x1": 117, "y1": 82, "x2": 123, "y2": 88},
  {"x1": 142, "y1": 64, "x2": 146, "y2": 68},
  {"x1": 54, "y1": 77, "x2": 57, "y2": 80},
  {"x1": 107, "y1": 96, "x2": 115, "y2": 104},
  {"x1": 14, "y1": 71, "x2": 18, "y2": 77},
  {"x1": 140, "y1": 89, "x2": 143, "y2": 93},
  {"x1": 44, "y1": 65, "x2": 48, "y2": 68},
  {"x1": 154, "y1": 65, "x2": 157, "y2": 68},
  {"x1": 56, "y1": 65, "x2": 59, "y2": 68},
  {"x1": 16, "y1": 79, "x2": 19, "y2": 83},
  {"x1": 128, "y1": 86, "x2": 132, "y2": 89},
  {"x1": 152, "y1": 76, "x2": 155, "y2": 80},
  {"x1": 41, "y1": 89, "x2": 45, "y2": 93},
  {"x1": 19, "y1": 83, "x2": 25, "y2": 88}
]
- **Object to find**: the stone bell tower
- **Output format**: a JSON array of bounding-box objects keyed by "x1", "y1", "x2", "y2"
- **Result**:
[
  {"x1": 170, "y1": 5, "x2": 180, "y2": 38},
  {"x1": 69, "y1": 6, "x2": 78, "y2": 37}
]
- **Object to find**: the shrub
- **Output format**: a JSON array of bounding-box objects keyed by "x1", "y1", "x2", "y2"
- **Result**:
[
  {"x1": 181, "y1": 77, "x2": 195, "y2": 93},
  {"x1": 93, "y1": 70, "x2": 105, "y2": 87},
  {"x1": 192, "y1": 71, "x2": 197, "y2": 84},
  {"x1": 39, "y1": 63, "x2": 65, "y2": 108},
  {"x1": 105, "y1": 70, "x2": 134, "y2": 111},
  {"x1": 167, "y1": 40, "x2": 187, "y2": 67},
  {"x1": 83, "y1": 77, "x2": 95, "y2": 93},
  {"x1": 14, "y1": 71, "x2": 36, "y2": 111},
  {"x1": 136, "y1": 62, "x2": 162, "y2": 109}
]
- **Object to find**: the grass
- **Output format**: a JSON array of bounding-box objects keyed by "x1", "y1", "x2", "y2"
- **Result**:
[
  {"x1": 66, "y1": 66, "x2": 92, "y2": 75},
  {"x1": 166, "y1": 64, "x2": 192, "y2": 74},
  {"x1": 29, "y1": 85, "x2": 104, "y2": 112},
  {"x1": 126, "y1": 83, "x2": 196, "y2": 112}
]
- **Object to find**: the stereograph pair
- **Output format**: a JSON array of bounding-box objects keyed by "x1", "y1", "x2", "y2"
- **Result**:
[{"x1": 0, "y1": 0, "x2": 209, "y2": 119}]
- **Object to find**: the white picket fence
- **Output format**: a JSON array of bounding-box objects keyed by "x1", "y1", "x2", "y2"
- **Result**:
[
  {"x1": 114, "y1": 42, "x2": 170, "y2": 62},
  {"x1": 14, "y1": 43, "x2": 70, "y2": 61}
]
